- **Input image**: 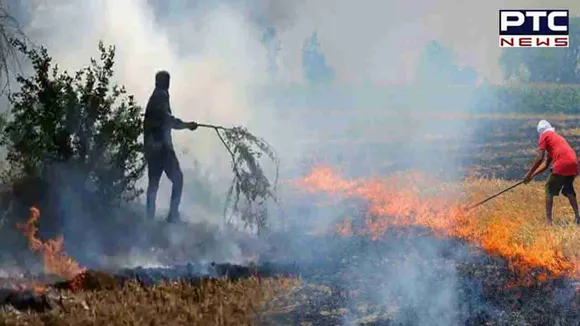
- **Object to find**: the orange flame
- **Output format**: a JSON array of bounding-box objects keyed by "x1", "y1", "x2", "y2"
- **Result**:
[
  {"x1": 17, "y1": 207, "x2": 86, "y2": 281},
  {"x1": 293, "y1": 165, "x2": 580, "y2": 285},
  {"x1": 33, "y1": 283, "x2": 46, "y2": 295},
  {"x1": 10, "y1": 281, "x2": 46, "y2": 294},
  {"x1": 336, "y1": 219, "x2": 352, "y2": 237}
]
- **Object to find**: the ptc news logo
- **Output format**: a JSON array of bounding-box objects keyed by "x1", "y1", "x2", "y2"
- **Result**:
[{"x1": 499, "y1": 10, "x2": 569, "y2": 47}]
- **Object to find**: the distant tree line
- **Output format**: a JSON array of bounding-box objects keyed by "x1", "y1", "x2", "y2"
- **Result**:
[
  {"x1": 409, "y1": 26, "x2": 580, "y2": 113},
  {"x1": 500, "y1": 18, "x2": 580, "y2": 84}
]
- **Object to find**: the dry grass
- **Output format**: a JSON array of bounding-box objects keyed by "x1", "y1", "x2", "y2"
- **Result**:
[
  {"x1": 0, "y1": 278, "x2": 300, "y2": 326},
  {"x1": 296, "y1": 165, "x2": 580, "y2": 280},
  {"x1": 465, "y1": 177, "x2": 580, "y2": 269},
  {"x1": 467, "y1": 177, "x2": 577, "y2": 225}
]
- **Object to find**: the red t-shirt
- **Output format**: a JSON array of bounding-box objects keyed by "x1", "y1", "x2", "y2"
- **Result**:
[{"x1": 539, "y1": 131, "x2": 579, "y2": 176}]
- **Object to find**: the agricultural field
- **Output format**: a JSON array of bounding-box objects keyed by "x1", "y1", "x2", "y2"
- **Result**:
[
  {"x1": 288, "y1": 113, "x2": 580, "y2": 181},
  {"x1": 3, "y1": 114, "x2": 580, "y2": 325}
]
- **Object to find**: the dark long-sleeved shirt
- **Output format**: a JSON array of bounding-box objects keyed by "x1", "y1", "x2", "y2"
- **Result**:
[{"x1": 143, "y1": 87, "x2": 186, "y2": 151}]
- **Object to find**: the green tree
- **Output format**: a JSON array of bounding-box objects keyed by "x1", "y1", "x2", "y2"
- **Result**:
[
  {"x1": 302, "y1": 32, "x2": 335, "y2": 85},
  {"x1": 262, "y1": 27, "x2": 281, "y2": 78},
  {"x1": 0, "y1": 40, "x2": 145, "y2": 209},
  {"x1": 416, "y1": 40, "x2": 478, "y2": 85},
  {"x1": 500, "y1": 17, "x2": 580, "y2": 83}
]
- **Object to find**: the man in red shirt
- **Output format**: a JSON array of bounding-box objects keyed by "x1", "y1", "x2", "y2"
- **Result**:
[{"x1": 524, "y1": 120, "x2": 580, "y2": 224}]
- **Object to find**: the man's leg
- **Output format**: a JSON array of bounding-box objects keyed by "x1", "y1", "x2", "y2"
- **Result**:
[
  {"x1": 146, "y1": 152, "x2": 163, "y2": 220},
  {"x1": 164, "y1": 149, "x2": 184, "y2": 223},
  {"x1": 561, "y1": 176, "x2": 580, "y2": 224},
  {"x1": 546, "y1": 195, "x2": 554, "y2": 224},
  {"x1": 565, "y1": 194, "x2": 580, "y2": 224},
  {"x1": 545, "y1": 173, "x2": 559, "y2": 225}
]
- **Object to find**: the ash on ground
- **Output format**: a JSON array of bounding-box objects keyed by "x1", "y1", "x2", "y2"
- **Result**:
[
  {"x1": 91, "y1": 224, "x2": 580, "y2": 325},
  {"x1": 255, "y1": 228, "x2": 580, "y2": 326}
]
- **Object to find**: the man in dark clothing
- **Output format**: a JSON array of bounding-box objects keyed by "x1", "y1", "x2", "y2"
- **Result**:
[{"x1": 143, "y1": 70, "x2": 198, "y2": 223}]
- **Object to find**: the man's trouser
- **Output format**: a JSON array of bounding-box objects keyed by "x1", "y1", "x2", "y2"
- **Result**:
[
  {"x1": 145, "y1": 146, "x2": 183, "y2": 221},
  {"x1": 545, "y1": 171, "x2": 576, "y2": 197}
]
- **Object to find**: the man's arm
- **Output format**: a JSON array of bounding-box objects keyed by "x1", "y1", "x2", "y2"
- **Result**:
[
  {"x1": 160, "y1": 94, "x2": 188, "y2": 130},
  {"x1": 167, "y1": 114, "x2": 189, "y2": 130},
  {"x1": 146, "y1": 91, "x2": 196, "y2": 130},
  {"x1": 524, "y1": 149, "x2": 547, "y2": 183},
  {"x1": 533, "y1": 155, "x2": 552, "y2": 177}
]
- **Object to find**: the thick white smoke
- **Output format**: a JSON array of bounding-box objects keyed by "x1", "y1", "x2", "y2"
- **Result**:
[
  {"x1": 18, "y1": 0, "x2": 580, "y2": 185},
  {"x1": 3, "y1": 0, "x2": 580, "y2": 322},
  {"x1": 19, "y1": 0, "x2": 276, "y2": 221},
  {"x1": 24, "y1": 0, "x2": 268, "y2": 168},
  {"x1": 10, "y1": 0, "x2": 578, "y2": 247}
]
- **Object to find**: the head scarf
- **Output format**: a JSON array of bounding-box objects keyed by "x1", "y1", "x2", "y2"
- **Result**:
[{"x1": 537, "y1": 120, "x2": 555, "y2": 135}]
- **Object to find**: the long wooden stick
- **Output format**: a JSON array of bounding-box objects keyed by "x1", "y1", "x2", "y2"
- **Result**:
[
  {"x1": 197, "y1": 123, "x2": 226, "y2": 130},
  {"x1": 467, "y1": 180, "x2": 524, "y2": 210}
]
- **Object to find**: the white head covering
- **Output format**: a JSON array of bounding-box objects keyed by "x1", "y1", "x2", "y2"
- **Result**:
[{"x1": 537, "y1": 120, "x2": 555, "y2": 135}]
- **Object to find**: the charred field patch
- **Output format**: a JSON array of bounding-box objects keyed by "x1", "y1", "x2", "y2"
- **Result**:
[
  {"x1": 259, "y1": 230, "x2": 580, "y2": 325},
  {"x1": 2, "y1": 230, "x2": 580, "y2": 325}
]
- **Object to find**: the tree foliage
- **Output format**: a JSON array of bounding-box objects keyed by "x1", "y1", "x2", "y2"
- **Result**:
[
  {"x1": 207, "y1": 125, "x2": 279, "y2": 236},
  {"x1": 500, "y1": 17, "x2": 580, "y2": 83},
  {"x1": 262, "y1": 27, "x2": 281, "y2": 79},
  {"x1": 0, "y1": 39, "x2": 145, "y2": 209},
  {"x1": 302, "y1": 32, "x2": 335, "y2": 85},
  {"x1": 416, "y1": 41, "x2": 478, "y2": 86},
  {"x1": 471, "y1": 84, "x2": 580, "y2": 114}
]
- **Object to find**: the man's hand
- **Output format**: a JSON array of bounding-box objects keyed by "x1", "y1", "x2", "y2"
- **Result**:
[
  {"x1": 523, "y1": 173, "x2": 533, "y2": 184},
  {"x1": 523, "y1": 150, "x2": 547, "y2": 184},
  {"x1": 188, "y1": 121, "x2": 198, "y2": 131}
]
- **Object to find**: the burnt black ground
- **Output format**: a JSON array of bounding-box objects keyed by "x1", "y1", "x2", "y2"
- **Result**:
[
  {"x1": 252, "y1": 229, "x2": 580, "y2": 325},
  {"x1": 93, "y1": 227, "x2": 580, "y2": 325},
  {"x1": 3, "y1": 227, "x2": 579, "y2": 325}
]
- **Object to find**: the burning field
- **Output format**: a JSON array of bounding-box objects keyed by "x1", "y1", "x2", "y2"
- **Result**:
[
  {"x1": 3, "y1": 165, "x2": 580, "y2": 325},
  {"x1": 2, "y1": 117, "x2": 580, "y2": 325}
]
